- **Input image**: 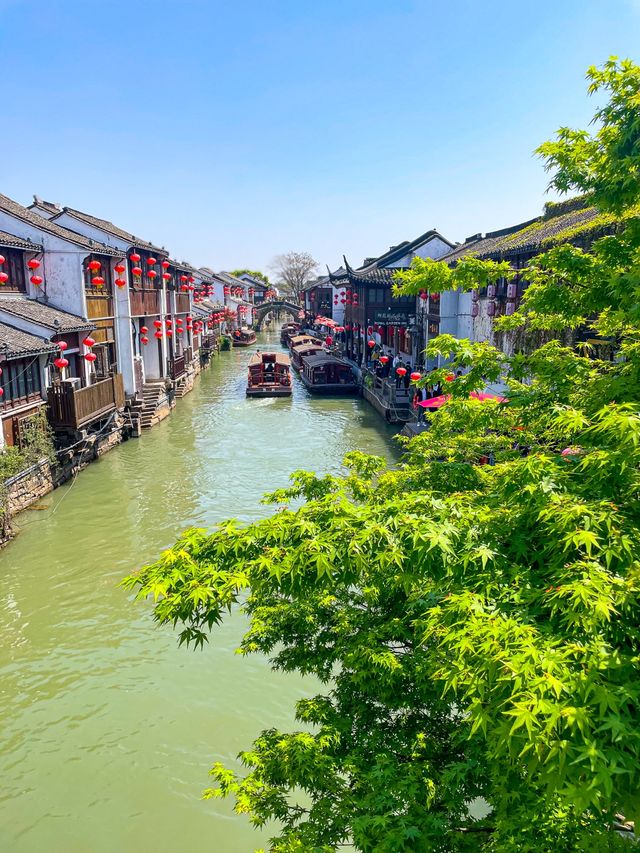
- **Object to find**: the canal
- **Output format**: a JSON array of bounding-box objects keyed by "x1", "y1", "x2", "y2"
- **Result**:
[{"x1": 0, "y1": 326, "x2": 399, "y2": 853}]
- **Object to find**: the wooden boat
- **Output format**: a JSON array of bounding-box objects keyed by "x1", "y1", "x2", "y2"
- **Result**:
[
  {"x1": 280, "y1": 323, "x2": 300, "y2": 346},
  {"x1": 300, "y1": 354, "x2": 359, "y2": 395},
  {"x1": 288, "y1": 333, "x2": 323, "y2": 352},
  {"x1": 233, "y1": 328, "x2": 257, "y2": 347},
  {"x1": 246, "y1": 352, "x2": 292, "y2": 397},
  {"x1": 290, "y1": 341, "x2": 325, "y2": 372}
]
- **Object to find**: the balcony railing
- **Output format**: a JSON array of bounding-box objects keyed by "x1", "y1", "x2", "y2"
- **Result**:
[
  {"x1": 168, "y1": 354, "x2": 186, "y2": 380},
  {"x1": 48, "y1": 374, "x2": 125, "y2": 430},
  {"x1": 130, "y1": 290, "x2": 160, "y2": 316}
]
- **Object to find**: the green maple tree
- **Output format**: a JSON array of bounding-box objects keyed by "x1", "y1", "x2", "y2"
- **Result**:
[{"x1": 124, "y1": 58, "x2": 640, "y2": 852}]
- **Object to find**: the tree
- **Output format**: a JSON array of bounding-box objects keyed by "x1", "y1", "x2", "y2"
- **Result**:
[
  {"x1": 124, "y1": 59, "x2": 640, "y2": 852},
  {"x1": 271, "y1": 251, "x2": 318, "y2": 302},
  {"x1": 231, "y1": 269, "x2": 271, "y2": 285}
]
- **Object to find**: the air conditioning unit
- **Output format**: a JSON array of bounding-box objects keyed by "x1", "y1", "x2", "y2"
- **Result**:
[{"x1": 62, "y1": 377, "x2": 82, "y2": 390}]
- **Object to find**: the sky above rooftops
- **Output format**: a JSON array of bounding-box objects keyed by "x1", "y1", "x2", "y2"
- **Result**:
[{"x1": 1, "y1": 0, "x2": 638, "y2": 274}]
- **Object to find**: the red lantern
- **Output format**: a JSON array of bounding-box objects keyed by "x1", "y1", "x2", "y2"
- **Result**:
[
  {"x1": 147, "y1": 257, "x2": 157, "y2": 266},
  {"x1": 141, "y1": 336, "x2": 149, "y2": 345},
  {"x1": 154, "y1": 330, "x2": 163, "y2": 339},
  {"x1": 0, "y1": 388, "x2": 3, "y2": 396},
  {"x1": 91, "y1": 276, "x2": 105, "y2": 287},
  {"x1": 420, "y1": 290, "x2": 428, "y2": 301},
  {"x1": 180, "y1": 274, "x2": 188, "y2": 282},
  {"x1": 140, "y1": 326, "x2": 149, "y2": 334},
  {"x1": 130, "y1": 252, "x2": 141, "y2": 263},
  {"x1": 30, "y1": 275, "x2": 43, "y2": 286},
  {"x1": 161, "y1": 260, "x2": 170, "y2": 269},
  {"x1": 28, "y1": 258, "x2": 40, "y2": 270},
  {"x1": 114, "y1": 263, "x2": 126, "y2": 274},
  {"x1": 53, "y1": 357, "x2": 69, "y2": 369},
  {"x1": 88, "y1": 259, "x2": 101, "y2": 272},
  {"x1": 84, "y1": 352, "x2": 97, "y2": 362},
  {"x1": 396, "y1": 367, "x2": 407, "y2": 377},
  {"x1": 379, "y1": 355, "x2": 389, "y2": 364},
  {"x1": 188, "y1": 276, "x2": 194, "y2": 283},
  {"x1": 148, "y1": 270, "x2": 158, "y2": 280},
  {"x1": 0, "y1": 272, "x2": 8, "y2": 284},
  {"x1": 445, "y1": 374, "x2": 455, "y2": 382},
  {"x1": 57, "y1": 341, "x2": 68, "y2": 351},
  {"x1": 115, "y1": 278, "x2": 126, "y2": 288},
  {"x1": 0, "y1": 254, "x2": 5, "y2": 265},
  {"x1": 153, "y1": 320, "x2": 163, "y2": 328},
  {"x1": 166, "y1": 329, "x2": 173, "y2": 337},
  {"x1": 132, "y1": 266, "x2": 142, "y2": 277},
  {"x1": 325, "y1": 335, "x2": 333, "y2": 346},
  {"x1": 368, "y1": 339, "x2": 376, "y2": 348},
  {"x1": 162, "y1": 272, "x2": 171, "y2": 281},
  {"x1": 83, "y1": 337, "x2": 96, "y2": 348},
  {"x1": 410, "y1": 371, "x2": 421, "y2": 382}
]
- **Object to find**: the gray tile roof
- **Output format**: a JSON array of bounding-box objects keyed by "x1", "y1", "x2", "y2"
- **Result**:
[
  {"x1": 0, "y1": 322, "x2": 56, "y2": 358},
  {"x1": 0, "y1": 193, "x2": 121, "y2": 256},
  {"x1": 0, "y1": 230, "x2": 43, "y2": 252},
  {"x1": 0, "y1": 298, "x2": 94, "y2": 333},
  {"x1": 440, "y1": 198, "x2": 618, "y2": 264},
  {"x1": 55, "y1": 206, "x2": 166, "y2": 254}
]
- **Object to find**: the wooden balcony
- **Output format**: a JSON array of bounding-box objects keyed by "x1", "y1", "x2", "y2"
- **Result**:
[
  {"x1": 48, "y1": 374, "x2": 125, "y2": 430},
  {"x1": 86, "y1": 294, "x2": 113, "y2": 320},
  {"x1": 130, "y1": 289, "x2": 160, "y2": 316},
  {"x1": 175, "y1": 293, "x2": 190, "y2": 313},
  {"x1": 168, "y1": 354, "x2": 186, "y2": 380}
]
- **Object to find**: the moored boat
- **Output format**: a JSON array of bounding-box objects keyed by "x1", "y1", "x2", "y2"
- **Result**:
[
  {"x1": 280, "y1": 322, "x2": 301, "y2": 346},
  {"x1": 300, "y1": 354, "x2": 359, "y2": 395},
  {"x1": 233, "y1": 328, "x2": 257, "y2": 347},
  {"x1": 288, "y1": 333, "x2": 323, "y2": 352},
  {"x1": 290, "y1": 341, "x2": 326, "y2": 372},
  {"x1": 246, "y1": 352, "x2": 292, "y2": 397}
]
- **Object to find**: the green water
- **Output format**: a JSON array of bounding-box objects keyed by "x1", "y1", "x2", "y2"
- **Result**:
[{"x1": 0, "y1": 327, "x2": 398, "y2": 853}]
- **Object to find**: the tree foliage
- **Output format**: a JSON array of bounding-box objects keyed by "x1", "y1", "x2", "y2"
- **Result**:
[
  {"x1": 124, "y1": 59, "x2": 640, "y2": 851},
  {"x1": 271, "y1": 251, "x2": 319, "y2": 301},
  {"x1": 232, "y1": 269, "x2": 271, "y2": 285}
]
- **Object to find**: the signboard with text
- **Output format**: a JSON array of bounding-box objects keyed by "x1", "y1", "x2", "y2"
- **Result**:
[{"x1": 373, "y1": 309, "x2": 410, "y2": 326}]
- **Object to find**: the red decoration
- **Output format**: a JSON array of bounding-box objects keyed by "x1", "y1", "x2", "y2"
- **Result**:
[
  {"x1": 132, "y1": 266, "x2": 142, "y2": 277},
  {"x1": 140, "y1": 326, "x2": 149, "y2": 334},
  {"x1": 141, "y1": 336, "x2": 149, "y2": 345},
  {"x1": 162, "y1": 272, "x2": 171, "y2": 281},
  {"x1": 0, "y1": 388, "x2": 3, "y2": 396},
  {"x1": 166, "y1": 329, "x2": 173, "y2": 337},
  {"x1": 57, "y1": 341, "x2": 68, "y2": 351},
  {"x1": 180, "y1": 274, "x2": 188, "y2": 282},
  {"x1": 420, "y1": 290, "x2": 428, "y2": 300},
  {"x1": 30, "y1": 275, "x2": 43, "y2": 286},
  {"x1": 379, "y1": 355, "x2": 389, "y2": 364},
  {"x1": 154, "y1": 330, "x2": 163, "y2": 339},
  {"x1": 53, "y1": 357, "x2": 69, "y2": 369},
  {"x1": 114, "y1": 263, "x2": 126, "y2": 274},
  {"x1": 161, "y1": 260, "x2": 170, "y2": 269},
  {"x1": 368, "y1": 339, "x2": 376, "y2": 347},
  {"x1": 153, "y1": 320, "x2": 163, "y2": 328},
  {"x1": 83, "y1": 337, "x2": 96, "y2": 348},
  {"x1": 147, "y1": 257, "x2": 157, "y2": 266},
  {"x1": 0, "y1": 255, "x2": 4, "y2": 265},
  {"x1": 148, "y1": 270, "x2": 158, "y2": 280},
  {"x1": 130, "y1": 252, "x2": 141, "y2": 263},
  {"x1": 88, "y1": 260, "x2": 101, "y2": 272},
  {"x1": 0, "y1": 272, "x2": 8, "y2": 284},
  {"x1": 325, "y1": 335, "x2": 333, "y2": 346},
  {"x1": 445, "y1": 374, "x2": 455, "y2": 382},
  {"x1": 396, "y1": 367, "x2": 407, "y2": 377},
  {"x1": 84, "y1": 352, "x2": 97, "y2": 362},
  {"x1": 410, "y1": 371, "x2": 421, "y2": 382},
  {"x1": 91, "y1": 276, "x2": 105, "y2": 287},
  {"x1": 115, "y1": 278, "x2": 126, "y2": 288},
  {"x1": 27, "y1": 258, "x2": 40, "y2": 270}
]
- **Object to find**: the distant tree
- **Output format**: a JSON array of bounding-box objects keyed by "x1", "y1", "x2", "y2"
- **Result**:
[
  {"x1": 271, "y1": 251, "x2": 318, "y2": 302},
  {"x1": 231, "y1": 269, "x2": 270, "y2": 285}
]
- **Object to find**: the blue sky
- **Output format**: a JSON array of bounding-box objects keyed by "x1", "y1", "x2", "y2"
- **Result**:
[{"x1": 1, "y1": 0, "x2": 638, "y2": 274}]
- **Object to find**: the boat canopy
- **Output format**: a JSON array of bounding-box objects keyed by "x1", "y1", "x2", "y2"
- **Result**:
[{"x1": 248, "y1": 352, "x2": 290, "y2": 367}]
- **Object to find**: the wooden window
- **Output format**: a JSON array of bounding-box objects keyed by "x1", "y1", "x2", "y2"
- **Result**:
[
  {"x1": 1, "y1": 357, "x2": 43, "y2": 406},
  {"x1": 0, "y1": 247, "x2": 27, "y2": 292}
]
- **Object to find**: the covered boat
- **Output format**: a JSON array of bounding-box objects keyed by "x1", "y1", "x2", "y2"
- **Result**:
[
  {"x1": 288, "y1": 333, "x2": 322, "y2": 352},
  {"x1": 280, "y1": 322, "x2": 301, "y2": 346},
  {"x1": 233, "y1": 327, "x2": 257, "y2": 347},
  {"x1": 290, "y1": 341, "x2": 325, "y2": 372},
  {"x1": 300, "y1": 354, "x2": 359, "y2": 395},
  {"x1": 246, "y1": 352, "x2": 292, "y2": 397}
]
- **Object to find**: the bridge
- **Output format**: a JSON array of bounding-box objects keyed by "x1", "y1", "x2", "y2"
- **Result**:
[{"x1": 253, "y1": 299, "x2": 303, "y2": 330}]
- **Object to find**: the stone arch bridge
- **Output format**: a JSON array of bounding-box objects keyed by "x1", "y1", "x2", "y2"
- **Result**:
[{"x1": 253, "y1": 300, "x2": 302, "y2": 331}]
